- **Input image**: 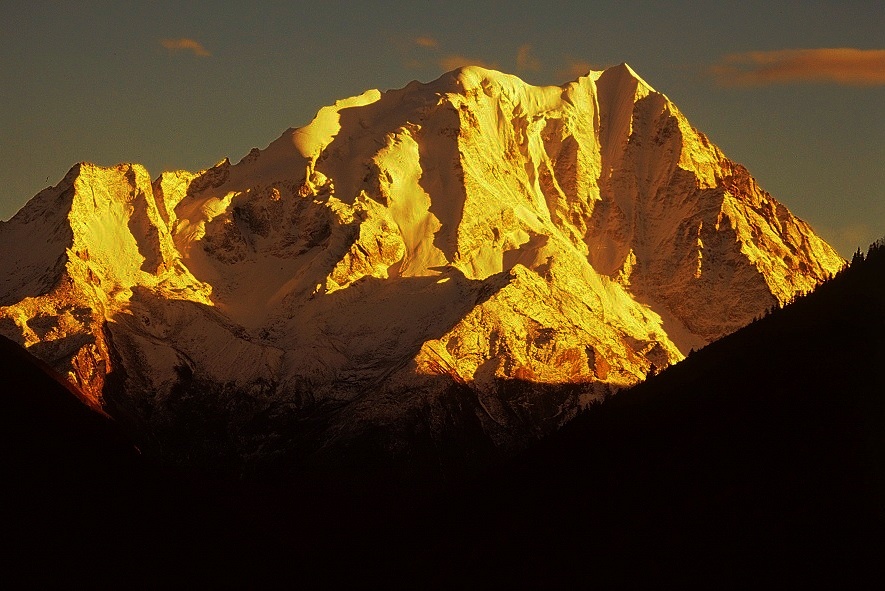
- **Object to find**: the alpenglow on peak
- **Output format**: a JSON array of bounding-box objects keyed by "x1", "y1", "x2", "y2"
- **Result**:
[{"x1": 0, "y1": 63, "x2": 843, "y2": 472}]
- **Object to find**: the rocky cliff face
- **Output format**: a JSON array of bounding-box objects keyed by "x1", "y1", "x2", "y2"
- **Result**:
[{"x1": 0, "y1": 64, "x2": 843, "y2": 472}]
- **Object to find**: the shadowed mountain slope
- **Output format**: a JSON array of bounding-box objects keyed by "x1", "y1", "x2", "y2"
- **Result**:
[
  {"x1": 413, "y1": 240, "x2": 885, "y2": 585},
  {"x1": 2, "y1": 242, "x2": 882, "y2": 586}
]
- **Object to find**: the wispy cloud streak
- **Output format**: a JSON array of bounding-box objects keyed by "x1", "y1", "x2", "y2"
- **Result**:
[
  {"x1": 414, "y1": 36, "x2": 438, "y2": 48},
  {"x1": 439, "y1": 54, "x2": 496, "y2": 71},
  {"x1": 559, "y1": 59, "x2": 596, "y2": 79},
  {"x1": 516, "y1": 44, "x2": 541, "y2": 72},
  {"x1": 160, "y1": 38, "x2": 211, "y2": 57},
  {"x1": 710, "y1": 48, "x2": 885, "y2": 86}
]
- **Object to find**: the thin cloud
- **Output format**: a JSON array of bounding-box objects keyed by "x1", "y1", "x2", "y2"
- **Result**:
[
  {"x1": 516, "y1": 44, "x2": 541, "y2": 72},
  {"x1": 835, "y1": 223, "x2": 873, "y2": 255},
  {"x1": 710, "y1": 48, "x2": 885, "y2": 86},
  {"x1": 439, "y1": 54, "x2": 496, "y2": 71},
  {"x1": 818, "y1": 222, "x2": 875, "y2": 259},
  {"x1": 414, "y1": 36, "x2": 439, "y2": 49},
  {"x1": 160, "y1": 38, "x2": 211, "y2": 57},
  {"x1": 560, "y1": 60, "x2": 595, "y2": 79}
]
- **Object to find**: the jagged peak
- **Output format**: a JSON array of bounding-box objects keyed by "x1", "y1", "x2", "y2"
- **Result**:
[
  {"x1": 606, "y1": 62, "x2": 656, "y2": 92},
  {"x1": 71, "y1": 161, "x2": 150, "y2": 175},
  {"x1": 596, "y1": 62, "x2": 657, "y2": 102},
  {"x1": 426, "y1": 65, "x2": 504, "y2": 93},
  {"x1": 423, "y1": 65, "x2": 556, "y2": 99},
  {"x1": 214, "y1": 63, "x2": 666, "y2": 197},
  {"x1": 290, "y1": 88, "x2": 382, "y2": 158},
  {"x1": 599, "y1": 62, "x2": 657, "y2": 94},
  {"x1": 561, "y1": 62, "x2": 653, "y2": 92},
  {"x1": 53, "y1": 162, "x2": 155, "y2": 199},
  {"x1": 5, "y1": 162, "x2": 154, "y2": 225}
]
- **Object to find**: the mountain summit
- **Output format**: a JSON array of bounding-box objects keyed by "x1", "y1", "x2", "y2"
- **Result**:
[{"x1": 0, "y1": 64, "x2": 843, "y2": 471}]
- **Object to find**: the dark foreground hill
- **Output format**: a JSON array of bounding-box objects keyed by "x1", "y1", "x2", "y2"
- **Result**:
[
  {"x1": 2, "y1": 241, "x2": 883, "y2": 587},
  {"x1": 417, "y1": 241, "x2": 885, "y2": 586}
]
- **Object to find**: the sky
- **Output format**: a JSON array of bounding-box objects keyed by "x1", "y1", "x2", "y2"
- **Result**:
[{"x1": 1, "y1": 0, "x2": 882, "y2": 256}]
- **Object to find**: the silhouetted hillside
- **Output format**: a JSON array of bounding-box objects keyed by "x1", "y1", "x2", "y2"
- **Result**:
[
  {"x1": 414, "y1": 240, "x2": 885, "y2": 586},
  {"x1": 0, "y1": 336, "x2": 217, "y2": 584}
]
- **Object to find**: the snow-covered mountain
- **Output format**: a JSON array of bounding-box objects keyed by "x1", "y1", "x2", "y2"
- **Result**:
[{"x1": 0, "y1": 64, "x2": 843, "y2": 471}]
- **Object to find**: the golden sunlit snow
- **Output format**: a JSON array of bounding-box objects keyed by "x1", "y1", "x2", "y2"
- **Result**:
[{"x1": 0, "y1": 65, "x2": 843, "y2": 440}]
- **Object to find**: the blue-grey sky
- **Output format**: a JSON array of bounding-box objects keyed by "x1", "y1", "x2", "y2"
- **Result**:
[{"x1": 1, "y1": 0, "x2": 882, "y2": 256}]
